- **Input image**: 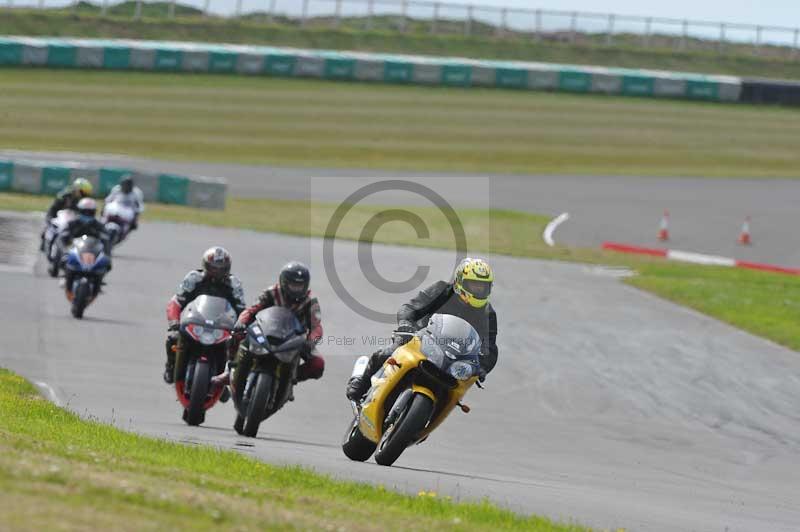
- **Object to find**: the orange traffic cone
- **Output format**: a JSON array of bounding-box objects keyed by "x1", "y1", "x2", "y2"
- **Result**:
[
  {"x1": 657, "y1": 210, "x2": 670, "y2": 241},
  {"x1": 738, "y1": 217, "x2": 752, "y2": 245}
]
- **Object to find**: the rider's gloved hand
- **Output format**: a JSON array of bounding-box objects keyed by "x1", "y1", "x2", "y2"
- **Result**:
[
  {"x1": 232, "y1": 320, "x2": 247, "y2": 339},
  {"x1": 395, "y1": 322, "x2": 416, "y2": 345},
  {"x1": 167, "y1": 321, "x2": 179, "y2": 332}
]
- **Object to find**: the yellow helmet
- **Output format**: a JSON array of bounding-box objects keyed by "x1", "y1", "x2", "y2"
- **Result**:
[
  {"x1": 72, "y1": 177, "x2": 93, "y2": 197},
  {"x1": 453, "y1": 258, "x2": 493, "y2": 308}
]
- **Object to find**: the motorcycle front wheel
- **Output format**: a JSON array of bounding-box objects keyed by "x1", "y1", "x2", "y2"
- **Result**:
[
  {"x1": 186, "y1": 361, "x2": 209, "y2": 426},
  {"x1": 243, "y1": 372, "x2": 272, "y2": 438},
  {"x1": 342, "y1": 415, "x2": 377, "y2": 462},
  {"x1": 71, "y1": 279, "x2": 90, "y2": 319},
  {"x1": 374, "y1": 393, "x2": 434, "y2": 466}
]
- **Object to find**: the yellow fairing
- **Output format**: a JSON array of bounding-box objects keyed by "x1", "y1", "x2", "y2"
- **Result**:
[{"x1": 358, "y1": 337, "x2": 478, "y2": 444}]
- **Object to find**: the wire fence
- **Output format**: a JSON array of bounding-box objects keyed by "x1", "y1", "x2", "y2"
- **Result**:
[{"x1": 6, "y1": 0, "x2": 800, "y2": 59}]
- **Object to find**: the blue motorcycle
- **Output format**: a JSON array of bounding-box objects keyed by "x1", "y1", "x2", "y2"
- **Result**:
[{"x1": 63, "y1": 235, "x2": 111, "y2": 319}]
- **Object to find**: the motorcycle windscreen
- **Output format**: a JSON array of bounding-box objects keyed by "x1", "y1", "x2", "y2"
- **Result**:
[
  {"x1": 254, "y1": 306, "x2": 304, "y2": 342},
  {"x1": 419, "y1": 314, "x2": 482, "y2": 368},
  {"x1": 181, "y1": 295, "x2": 237, "y2": 329},
  {"x1": 73, "y1": 236, "x2": 103, "y2": 255}
]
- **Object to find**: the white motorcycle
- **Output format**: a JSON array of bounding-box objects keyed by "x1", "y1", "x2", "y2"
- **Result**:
[
  {"x1": 102, "y1": 198, "x2": 137, "y2": 246},
  {"x1": 44, "y1": 209, "x2": 77, "y2": 276}
]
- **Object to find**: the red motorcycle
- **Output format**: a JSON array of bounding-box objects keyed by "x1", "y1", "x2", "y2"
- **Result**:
[{"x1": 175, "y1": 295, "x2": 236, "y2": 426}]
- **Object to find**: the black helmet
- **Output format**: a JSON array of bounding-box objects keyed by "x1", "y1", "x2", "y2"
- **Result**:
[
  {"x1": 279, "y1": 261, "x2": 310, "y2": 304},
  {"x1": 201, "y1": 246, "x2": 231, "y2": 282},
  {"x1": 120, "y1": 176, "x2": 134, "y2": 194}
]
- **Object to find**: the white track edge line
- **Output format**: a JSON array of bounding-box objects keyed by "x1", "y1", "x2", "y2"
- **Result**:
[
  {"x1": 543, "y1": 212, "x2": 570, "y2": 247},
  {"x1": 34, "y1": 381, "x2": 63, "y2": 407}
]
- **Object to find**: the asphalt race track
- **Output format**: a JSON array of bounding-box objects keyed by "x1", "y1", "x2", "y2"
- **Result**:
[
  {"x1": 3, "y1": 150, "x2": 798, "y2": 267},
  {"x1": 2, "y1": 217, "x2": 800, "y2": 531}
]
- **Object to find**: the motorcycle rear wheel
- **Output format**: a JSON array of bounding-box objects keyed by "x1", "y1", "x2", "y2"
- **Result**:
[
  {"x1": 243, "y1": 373, "x2": 271, "y2": 438},
  {"x1": 186, "y1": 362, "x2": 209, "y2": 426},
  {"x1": 374, "y1": 393, "x2": 433, "y2": 467}
]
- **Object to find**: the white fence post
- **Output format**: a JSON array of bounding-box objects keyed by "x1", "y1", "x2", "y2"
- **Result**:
[
  {"x1": 681, "y1": 19, "x2": 688, "y2": 49},
  {"x1": 755, "y1": 26, "x2": 762, "y2": 55},
  {"x1": 168, "y1": 0, "x2": 176, "y2": 19},
  {"x1": 268, "y1": 0, "x2": 276, "y2": 24},
  {"x1": 134, "y1": 0, "x2": 142, "y2": 20},
  {"x1": 334, "y1": 0, "x2": 342, "y2": 27},
  {"x1": 570, "y1": 11, "x2": 577, "y2": 43},
  {"x1": 301, "y1": 0, "x2": 308, "y2": 26},
  {"x1": 497, "y1": 8, "x2": 507, "y2": 38},
  {"x1": 605, "y1": 14, "x2": 615, "y2": 45},
  {"x1": 642, "y1": 17, "x2": 652, "y2": 47},
  {"x1": 466, "y1": 5, "x2": 473, "y2": 36},
  {"x1": 718, "y1": 23, "x2": 725, "y2": 53},
  {"x1": 794, "y1": 28, "x2": 799, "y2": 58},
  {"x1": 430, "y1": 2, "x2": 438, "y2": 35},
  {"x1": 534, "y1": 8, "x2": 542, "y2": 40},
  {"x1": 366, "y1": 0, "x2": 374, "y2": 30},
  {"x1": 400, "y1": 0, "x2": 408, "y2": 32}
]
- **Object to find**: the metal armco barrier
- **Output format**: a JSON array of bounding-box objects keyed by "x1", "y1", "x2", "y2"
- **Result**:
[
  {"x1": 0, "y1": 36, "x2": 746, "y2": 103},
  {"x1": 0, "y1": 159, "x2": 227, "y2": 210}
]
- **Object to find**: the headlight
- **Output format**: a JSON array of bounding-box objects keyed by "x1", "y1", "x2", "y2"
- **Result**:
[
  {"x1": 274, "y1": 350, "x2": 298, "y2": 364},
  {"x1": 199, "y1": 330, "x2": 217, "y2": 345},
  {"x1": 448, "y1": 361, "x2": 475, "y2": 381},
  {"x1": 248, "y1": 339, "x2": 269, "y2": 355},
  {"x1": 419, "y1": 340, "x2": 445, "y2": 368}
]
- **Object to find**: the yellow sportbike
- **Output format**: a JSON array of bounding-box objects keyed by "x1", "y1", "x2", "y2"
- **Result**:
[{"x1": 342, "y1": 314, "x2": 483, "y2": 466}]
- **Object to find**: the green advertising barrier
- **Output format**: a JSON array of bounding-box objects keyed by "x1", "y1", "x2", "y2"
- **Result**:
[
  {"x1": 495, "y1": 68, "x2": 527, "y2": 89},
  {"x1": 0, "y1": 36, "x2": 746, "y2": 104},
  {"x1": 47, "y1": 44, "x2": 77, "y2": 68},
  {"x1": 154, "y1": 49, "x2": 182, "y2": 71},
  {"x1": 384, "y1": 61, "x2": 413, "y2": 83},
  {"x1": 559, "y1": 71, "x2": 592, "y2": 92},
  {"x1": 0, "y1": 40, "x2": 21, "y2": 65},
  {"x1": 0, "y1": 161, "x2": 12, "y2": 191},
  {"x1": 266, "y1": 54, "x2": 295, "y2": 76},
  {"x1": 158, "y1": 174, "x2": 189, "y2": 205},
  {"x1": 324, "y1": 58, "x2": 355, "y2": 80},
  {"x1": 622, "y1": 75, "x2": 655, "y2": 96},
  {"x1": 40, "y1": 167, "x2": 71, "y2": 195},
  {"x1": 98, "y1": 168, "x2": 132, "y2": 196},
  {"x1": 103, "y1": 46, "x2": 131, "y2": 69},
  {"x1": 441, "y1": 65, "x2": 472, "y2": 87},
  {"x1": 686, "y1": 80, "x2": 719, "y2": 100},
  {"x1": 209, "y1": 51, "x2": 237, "y2": 73}
]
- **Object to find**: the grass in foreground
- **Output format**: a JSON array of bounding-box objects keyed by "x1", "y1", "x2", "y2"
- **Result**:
[
  {"x1": 2, "y1": 191, "x2": 798, "y2": 351},
  {"x1": 2, "y1": 69, "x2": 800, "y2": 177},
  {"x1": 4, "y1": 8, "x2": 800, "y2": 81},
  {"x1": 0, "y1": 368, "x2": 588, "y2": 531}
]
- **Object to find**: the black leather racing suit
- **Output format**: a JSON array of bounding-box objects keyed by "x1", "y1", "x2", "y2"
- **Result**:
[
  {"x1": 165, "y1": 270, "x2": 246, "y2": 383},
  {"x1": 348, "y1": 280, "x2": 498, "y2": 399}
]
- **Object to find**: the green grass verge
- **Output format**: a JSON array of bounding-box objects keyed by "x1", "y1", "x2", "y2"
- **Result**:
[
  {"x1": 2, "y1": 69, "x2": 800, "y2": 177},
  {"x1": 0, "y1": 368, "x2": 589, "y2": 531},
  {"x1": 3, "y1": 8, "x2": 800, "y2": 80},
  {"x1": 3, "y1": 191, "x2": 798, "y2": 351}
]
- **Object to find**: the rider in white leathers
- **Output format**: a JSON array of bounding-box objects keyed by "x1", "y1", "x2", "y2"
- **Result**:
[{"x1": 104, "y1": 176, "x2": 145, "y2": 230}]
